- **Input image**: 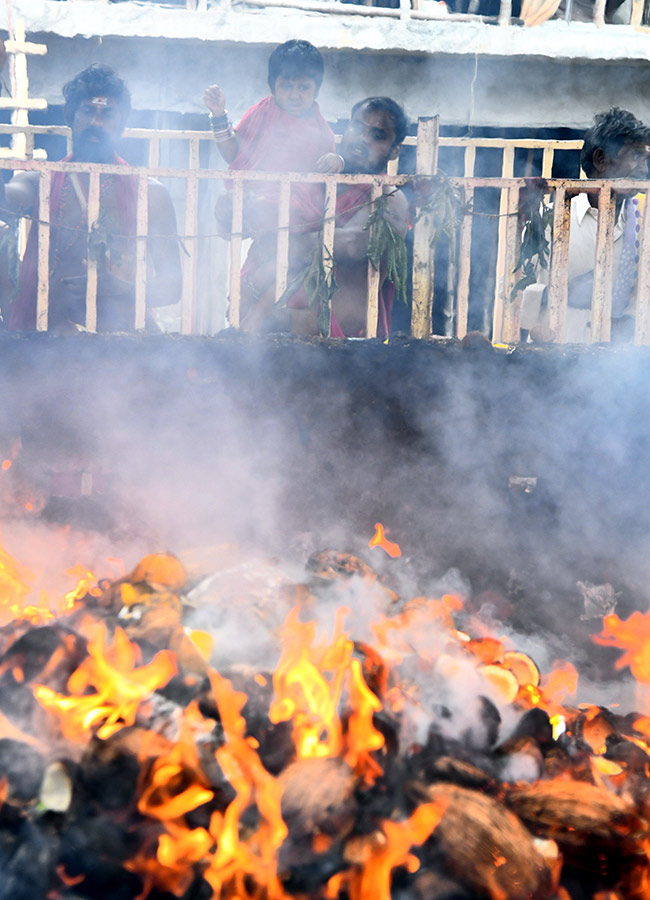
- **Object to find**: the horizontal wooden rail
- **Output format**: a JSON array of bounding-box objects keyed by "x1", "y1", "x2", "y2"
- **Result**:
[{"x1": 1, "y1": 156, "x2": 648, "y2": 346}]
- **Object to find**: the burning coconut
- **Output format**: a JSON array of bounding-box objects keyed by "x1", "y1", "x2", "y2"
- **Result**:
[{"x1": 0, "y1": 524, "x2": 648, "y2": 900}]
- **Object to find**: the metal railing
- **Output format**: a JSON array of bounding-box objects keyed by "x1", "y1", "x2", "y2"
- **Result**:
[{"x1": 2, "y1": 152, "x2": 648, "y2": 345}]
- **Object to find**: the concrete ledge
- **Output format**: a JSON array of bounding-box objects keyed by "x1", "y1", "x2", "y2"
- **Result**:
[{"x1": 10, "y1": 0, "x2": 650, "y2": 61}]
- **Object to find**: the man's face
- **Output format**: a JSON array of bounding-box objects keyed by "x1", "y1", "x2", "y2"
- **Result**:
[
  {"x1": 71, "y1": 95, "x2": 124, "y2": 162},
  {"x1": 273, "y1": 76, "x2": 317, "y2": 117},
  {"x1": 340, "y1": 105, "x2": 399, "y2": 174},
  {"x1": 599, "y1": 141, "x2": 650, "y2": 180}
]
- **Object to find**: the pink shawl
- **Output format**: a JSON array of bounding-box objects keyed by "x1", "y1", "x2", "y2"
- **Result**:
[{"x1": 9, "y1": 154, "x2": 137, "y2": 330}]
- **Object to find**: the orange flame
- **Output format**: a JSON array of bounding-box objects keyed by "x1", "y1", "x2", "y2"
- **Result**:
[
  {"x1": 369, "y1": 523, "x2": 402, "y2": 558},
  {"x1": 269, "y1": 608, "x2": 349, "y2": 760},
  {"x1": 346, "y1": 802, "x2": 446, "y2": 900},
  {"x1": 344, "y1": 657, "x2": 385, "y2": 784},
  {"x1": 205, "y1": 670, "x2": 288, "y2": 900},
  {"x1": 595, "y1": 610, "x2": 650, "y2": 682},
  {"x1": 33, "y1": 623, "x2": 177, "y2": 741}
]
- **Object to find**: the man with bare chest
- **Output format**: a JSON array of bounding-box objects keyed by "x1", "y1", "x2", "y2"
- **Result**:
[
  {"x1": 283, "y1": 97, "x2": 409, "y2": 338},
  {"x1": 2, "y1": 64, "x2": 181, "y2": 332}
]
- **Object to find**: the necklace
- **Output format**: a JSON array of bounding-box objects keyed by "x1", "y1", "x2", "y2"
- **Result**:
[{"x1": 49, "y1": 171, "x2": 117, "y2": 279}]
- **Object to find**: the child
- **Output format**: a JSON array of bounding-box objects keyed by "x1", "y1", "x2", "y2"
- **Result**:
[{"x1": 204, "y1": 40, "x2": 342, "y2": 327}]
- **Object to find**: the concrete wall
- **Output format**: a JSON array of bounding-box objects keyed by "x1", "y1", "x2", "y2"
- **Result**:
[{"x1": 21, "y1": 28, "x2": 650, "y2": 130}]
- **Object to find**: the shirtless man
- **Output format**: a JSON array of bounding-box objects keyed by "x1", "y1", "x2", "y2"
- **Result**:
[
  {"x1": 243, "y1": 96, "x2": 409, "y2": 337},
  {"x1": 2, "y1": 64, "x2": 181, "y2": 331}
]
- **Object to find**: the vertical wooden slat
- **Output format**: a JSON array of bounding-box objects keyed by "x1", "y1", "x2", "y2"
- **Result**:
[
  {"x1": 275, "y1": 179, "x2": 291, "y2": 303},
  {"x1": 542, "y1": 147, "x2": 554, "y2": 178},
  {"x1": 547, "y1": 186, "x2": 571, "y2": 342},
  {"x1": 498, "y1": 0, "x2": 512, "y2": 24},
  {"x1": 455, "y1": 183, "x2": 473, "y2": 339},
  {"x1": 85, "y1": 170, "x2": 100, "y2": 332},
  {"x1": 500, "y1": 185, "x2": 523, "y2": 342},
  {"x1": 366, "y1": 183, "x2": 383, "y2": 339},
  {"x1": 134, "y1": 174, "x2": 148, "y2": 331},
  {"x1": 321, "y1": 178, "x2": 337, "y2": 338},
  {"x1": 181, "y1": 172, "x2": 199, "y2": 334},
  {"x1": 593, "y1": 0, "x2": 606, "y2": 25},
  {"x1": 148, "y1": 138, "x2": 160, "y2": 169},
  {"x1": 634, "y1": 193, "x2": 650, "y2": 345},
  {"x1": 491, "y1": 145, "x2": 515, "y2": 342},
  {"x1": 228, "y1": 179, "x2": 244, "y2": 328},
  {"x1": 411, "y1": 117, "x2": 438, "y2": 339},
  {"x1": 464, "y1": 145, "x2": 476, "y2": 178},
  {"x1": 591, "y1": 184, "x2": 616, "y2": 342},
  {"x1": 35, "y1": 169, "x2": 51, "y2": 331},
  {"x1": 631, "y1": 0, "x2": 644, "y2": 24},
  {"x1": 189, "y1": 137, "x2": 200, "y2": 171}
]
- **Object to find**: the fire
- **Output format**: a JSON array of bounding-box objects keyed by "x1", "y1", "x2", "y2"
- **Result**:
[
  {"x1": 369, "y1": 523, "x2": 402, "y2": 558},
  {"x1": 595, "y1": 609, "x2": 650, "y2": 682},
  {"x1": 345, "y1": 802, "x2": 446, "y2": 900},
  {"x1": 205, "y1": 670, "x2": 288, "y2": 900},
  {"x1": 33, "y1": 623, "x2": 177, "y2": 741},
  {"x1": 269, "y1": 607, "x2": 385, "y2": 783}
]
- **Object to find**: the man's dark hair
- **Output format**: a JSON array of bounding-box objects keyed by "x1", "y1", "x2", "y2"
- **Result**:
[
  {"x1": 581, "y1": 107, "x2": 650, "y2": 176},
  {"x1": 63, "y1": 64, "x2": 131, "y2": 125},
  {"x1": 267, "y1": 40, "x2": 324, "y2": 93},
  {"x1": 350, "y1": 97, "x2": 409, "y2": 148}
]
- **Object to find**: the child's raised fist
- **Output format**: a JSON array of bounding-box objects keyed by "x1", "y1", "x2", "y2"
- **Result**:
[{"x1": 204, "y1": 85, "x2": 227, "y2": 117}]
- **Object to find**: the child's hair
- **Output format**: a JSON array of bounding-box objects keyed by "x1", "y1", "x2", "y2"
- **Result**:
[{"x1": 267, "y1": 40, "x2": 324, "y2": 93}]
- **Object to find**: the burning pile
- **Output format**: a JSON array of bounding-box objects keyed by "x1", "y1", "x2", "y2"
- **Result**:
[{"x1": 0, "y1": 528, "x2": 650, "y2": 900}]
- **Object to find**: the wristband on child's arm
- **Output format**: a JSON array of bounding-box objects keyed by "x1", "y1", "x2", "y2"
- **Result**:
[{"x1": 209, "y1": 112, "x2": 235, "y2": 142}]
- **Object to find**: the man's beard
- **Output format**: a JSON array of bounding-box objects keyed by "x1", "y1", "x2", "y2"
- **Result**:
[
  {"x1": 340, "y1": 143, "x2": 388, "y2": 175},
  {"x1": 73, "y1": 127, "x2": 116, "y2": 163}
]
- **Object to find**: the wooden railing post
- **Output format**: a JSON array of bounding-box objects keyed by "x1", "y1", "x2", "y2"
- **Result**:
[
  {"x1": 500, "y1": 185, "x2": 523, "y2": 342},
  {"x1": 36, "y1": 170, "x2": 51, "y2": 332},
  {"x1": 547, "y1": 186, "x2": 571, "y2": 342},
  {"x1": 85, "y1": 171, "x2": 100, "y2": 333},
  {"x1": 134, "y1": 174, "x2": 149, "y2": 331},
  {"x1": 634, "y1": 194, "x2": 650, "y2": 345},
  {"x1": 491, "y1": 145, "x2": 515, "y2": 342},
  {"x1": 228, "y1": 180, "x2": 244, "y2": 328},
  {"x1": 366, "y1": 182, "x2": 383, "y2": 338},
  {"x1": 410, "y1": 116, "x2": 439, "y2": 339},
  {"x1": 498, "y1": 0, "x2": 512, "y2": 24},
  {"x1": 590, "y1": 184, "x2": 616, "y2": 342}
]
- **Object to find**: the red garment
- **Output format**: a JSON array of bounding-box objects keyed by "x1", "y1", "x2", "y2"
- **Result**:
[
  {"x1": 287, "y1": 184, "x2": 394, "y2": 339},
  {"x1": 231, "y1": 96, "x2": 335, "y2": 230},
  {"x1": 9, "y1": 154, "x2": 137, "y2": 331}
]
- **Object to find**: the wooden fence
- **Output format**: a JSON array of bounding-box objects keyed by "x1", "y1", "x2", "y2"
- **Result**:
[{"x1": 1, "y1": 120, "x2": 648, "y2": 344}]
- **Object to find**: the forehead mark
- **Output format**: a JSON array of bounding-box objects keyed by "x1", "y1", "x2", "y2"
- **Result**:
[{"x1": 90, "y1": 97, "x2": 109, "y2": 107}]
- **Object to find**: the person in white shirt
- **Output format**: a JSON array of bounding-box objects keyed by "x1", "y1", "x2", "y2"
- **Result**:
[{"x1": 521, "y1": 108, "x2": 650, "y2": 343}]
